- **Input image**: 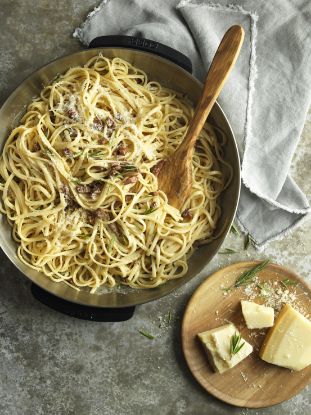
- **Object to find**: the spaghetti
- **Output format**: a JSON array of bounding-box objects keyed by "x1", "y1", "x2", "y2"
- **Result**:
[{"x1": 0, "y1": 55, "x2": 229, "y2": 292}]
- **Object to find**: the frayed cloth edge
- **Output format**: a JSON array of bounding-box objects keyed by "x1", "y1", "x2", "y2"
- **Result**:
[{"x1": 73, "y1": 0, "x2": 110, "y2": 45}]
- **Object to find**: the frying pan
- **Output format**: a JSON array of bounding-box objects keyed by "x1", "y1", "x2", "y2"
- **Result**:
[{"x1": 0, "y1": 36, "x2": 240, "y2": 319}]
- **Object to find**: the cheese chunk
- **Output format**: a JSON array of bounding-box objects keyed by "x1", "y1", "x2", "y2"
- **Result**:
[
  {"x1": 260, "y1": 304, "x2": 311, "y2": 371},
  {"x1": 198, "y1": 323, "x2": 253, "y2": 374},
  {"x1": 241, "y1": 300, "x2": 274, "y2": 329}
]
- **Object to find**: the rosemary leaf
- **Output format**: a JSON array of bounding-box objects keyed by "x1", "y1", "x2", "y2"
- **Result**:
[
  {"x1": 167, "y1": 310, "x2": 172, "y2": 324},
  {"x1": 281, "y1": 278, "x2": 298, "y2": 288},
  {"x1": 122, "y1": 164, "x2": 137, "y2": 172},
  {"x1": 230, "y1": 332, "x2": 245, "y2": 355},
  {"x1": 138, "y1": 329, "x2": 155, "y2": 340},
  {"x1": 79, "y1": 233, "x2": 91, "y2": 239},
  {"x1": 108, "y1": 235, "x2": 116, "y2": 252},
  {"x1": 52, "y1": 73, "x2": 63, "y2": 83},
  {"x1": 71, "y1": 178, "x2": 82, "y2": 184},
  {"x1": 244, "y1": 234, "x2": 255, "y2": 250},
  {"x1": 73, "y1": 151, "x2": 83, "y2": 158},
  {"x1": 89, "y1": 150, "x2": 105, "y2": 159},
  {"x1": 143, "y1": 207, "x2": 158, "y2": 215},
  {"x1": 230, "y1": 223, "x2": 240, "y2": 236},
  {"x1": 219, "y1": 248, "x2": 239, "y2": 254},
  {"x1": 233, "y1": 259, "x2": 270, "y2": 288}
]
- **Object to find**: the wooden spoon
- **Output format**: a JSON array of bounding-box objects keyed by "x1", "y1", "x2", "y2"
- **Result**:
[{"x1": 156, "y1": 25, "x2": 244, "y2": 210}]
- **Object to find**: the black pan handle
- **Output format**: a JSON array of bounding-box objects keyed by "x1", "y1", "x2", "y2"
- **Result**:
[
  {"x1": 89, "y1": 35, "x2": 192, "y2": 74},
  {"x1": 31, "y1": 283, "x2": 135, "y2": 322}
]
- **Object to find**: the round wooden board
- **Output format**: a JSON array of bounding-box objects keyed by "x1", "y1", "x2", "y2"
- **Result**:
[{"x1": 182, "y1": 261, "x2": 311, "y2": 408}]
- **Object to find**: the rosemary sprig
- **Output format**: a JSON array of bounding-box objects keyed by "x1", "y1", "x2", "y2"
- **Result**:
[
  {"x1": 219, "y1": 248, "x2": 239, "y2": 254},
  {"x1": 230, "y1": 223, "x2": 240, "y2": 236},
  {"x1": 138, "y1": 329, "x2": 155, "y2": 340},
  {"x1": 281, "y1": 278, "x2": 298, "y2": 288},
  {"x1": 230, "y1": 332, "x2": 245, "y2": 355},
  {"x1": 233, "y1": 259, "x2": 270, "y2": 288}
]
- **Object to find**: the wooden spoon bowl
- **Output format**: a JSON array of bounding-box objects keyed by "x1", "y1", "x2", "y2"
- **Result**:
[{"x1": 157, "y1": 25, "x2": 244, "y2": 209}]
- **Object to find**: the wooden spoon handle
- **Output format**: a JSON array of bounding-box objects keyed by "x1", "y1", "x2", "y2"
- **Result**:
[{"x1": 178, "y1": 25, "x2": 244, "y2": 155}]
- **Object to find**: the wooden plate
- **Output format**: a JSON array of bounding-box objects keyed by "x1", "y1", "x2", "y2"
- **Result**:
[{"x1": 182, "y1": 261, "x2": 311, "y2": 408}]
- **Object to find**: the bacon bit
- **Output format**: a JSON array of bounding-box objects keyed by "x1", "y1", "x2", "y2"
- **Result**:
[
  {"x1": 98, "y1": 138, "x2": 108, "y2": 145},
  {"x1": 181, "y1": 208, "x2": 193, "y2": 219},
  {"x1": 60, "y1": 185, "x2": 79, "y2": 209},
  {"x1": 89, "y1": 181, "x2": 103, "y2": 200},
  {"x1": 63, "y1": 147, "x2": 73, "y2": 158},
  {"x1": 115, "y1": 143, "x2": 128, "y2": 156},
  {"x1": 125, "y1": 195, "x2": 132, "y2": 203},
  {"x1": 150, "y1": 201, "x2": 158, "y2": 209},
  {"x1": 76, "y1": 185, "x2": 90, "y2": 194},
  {"x1": 150, "y1": 191, "x2": 158, "y2": 196},
  {"x1": 93, "y1": 118, "x2": 104, "y2": 131},
  {"x1": 108, "y1": 221, "x2": 121, "y2": 237},
  {"x1": 76, "y1": 182, "x2": 102, "y2": 198},
  {"x1": 151, "y1": 160, "x2": 165, "y2": 176},
  {"x1": 108, "y1": 163, "x2": 122, "y2": 177},
  {"x1": 106, "y1": 117, "x2": 115, "y2": 129},
  {"x1": 33, "y1": 142, "x2": 40, "y2": 152},
  {"x1": 60, "y1": 184, "x2": 70, "y2": 197},
  {"x1": 86, "y1": 211, "x2": 96, "y2": 225},
  {"x1": 114, "y1": 200, "x2": 122, "y2": 209},
  {"x1": 106, "y1": 128, "x2": 114, "y2": 138},
  {"x1": 68, "y1": 127, "x2": 77, "y2": 137},
  {"x1": 94, "y1": 208, "x2": 110, "y2": 220},
  {"x1": 67, "y1": 109, "x2": 79, "y2": 121},
  {"x1": 124, "y1": 175, "x2": 138, "y2": 185},
  {"x1": 89, "y1": 181, "x2": 102, "y2": 193}
]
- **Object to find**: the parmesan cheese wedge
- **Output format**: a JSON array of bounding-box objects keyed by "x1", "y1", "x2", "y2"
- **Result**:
[
  {"x1": 241, "y1": 300, "x2": 274, "y2": 329},
  {"x1": 260, "y1": 304, "x2": 311, "y2": 371},
  {"x1": 198, "y1": 323, "x2": 253, "y2": 374}
]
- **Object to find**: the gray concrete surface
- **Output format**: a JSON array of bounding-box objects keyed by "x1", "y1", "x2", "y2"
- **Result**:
[{"x1": 0, "y1": 1, "x2": 310, "y2": 414}]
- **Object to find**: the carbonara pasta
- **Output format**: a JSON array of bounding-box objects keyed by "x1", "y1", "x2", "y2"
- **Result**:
[{"x1": 0, "y1": 55, "x2": 229, "y2": 292}]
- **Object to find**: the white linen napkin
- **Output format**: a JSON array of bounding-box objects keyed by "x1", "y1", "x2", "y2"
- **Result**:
[{"x1": 74, "y1": 0, "x2": 311, "y2": 247}]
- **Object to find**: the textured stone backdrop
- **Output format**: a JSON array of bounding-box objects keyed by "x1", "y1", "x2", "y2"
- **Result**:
[{"x1": 0, "y1": 1, "x2": 310, "y2": 414}]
